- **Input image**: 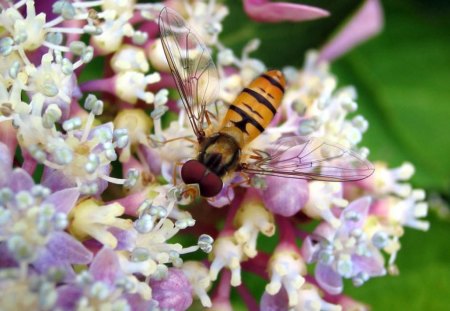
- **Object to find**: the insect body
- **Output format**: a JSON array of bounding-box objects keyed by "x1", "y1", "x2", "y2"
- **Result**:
[
  {"x1": 203, "y1": 72, "x2": 284, "y2": 168},
  {"x1": 159, "y1": 7, "x2": 374, "y2": 197},
  {"x1": 222, "y1": 70, "x2": 285, "y2": 145}
]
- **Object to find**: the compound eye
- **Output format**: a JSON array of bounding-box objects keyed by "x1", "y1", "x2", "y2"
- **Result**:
[
  {"x1": 181, "y1": 160, "x2": 206, "y2": 184},
  {"x1": 199, "y1": 172, "x2": 223, "y2": 197}
]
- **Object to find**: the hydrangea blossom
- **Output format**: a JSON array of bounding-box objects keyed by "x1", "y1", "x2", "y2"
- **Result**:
[{"x1": 0, "y1": 0, "x2": 427, "y2": 310}]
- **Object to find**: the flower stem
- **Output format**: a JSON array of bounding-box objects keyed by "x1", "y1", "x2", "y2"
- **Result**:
[
  {"x1": 237, "y1": 283, "x2": 259, "y2": 311},
  {"x1": 277, "y1": 215, "x2": 296, "y2": 245},
  {"x1": 223, "y1": 188, "x2": 245, "y2": 230}
]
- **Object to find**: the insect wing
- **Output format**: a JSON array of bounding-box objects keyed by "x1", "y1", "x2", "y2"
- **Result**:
[
  {"x1": 159, "y1": 7, "x2": 220, "y2": 139},
  {"x1": 242, "y1": 136, "x2": 374, "y2": 182}
]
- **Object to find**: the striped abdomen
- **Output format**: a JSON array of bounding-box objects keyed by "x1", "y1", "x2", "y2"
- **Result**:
[{"x1": 220, "y1": 70, "x2": 285, "y2": 146}]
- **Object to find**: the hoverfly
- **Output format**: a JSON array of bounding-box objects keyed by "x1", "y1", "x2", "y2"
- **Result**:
[{"x1": 158, "y1": 7, "x2": 374, "y2": 197}]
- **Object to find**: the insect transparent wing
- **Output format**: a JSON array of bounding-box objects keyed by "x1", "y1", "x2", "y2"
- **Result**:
[
  {"x1": 242, "y1": 136, "x2": 374, "y2": 182},
  {"x1": 159, "y1": 7, "x2": 220, "y2": 139}
]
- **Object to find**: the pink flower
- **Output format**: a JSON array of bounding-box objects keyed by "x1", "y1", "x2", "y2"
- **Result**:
[
  {"x1": 243, "y1": 0, "x2": 329, "y2": 23},
  {"x1": 260, "y1": 176, "x2": 309, "y2": 216},
  {"x1": 149, "y1": 268, "x2": 193, "y2": 311},
  {"x1": 301, "y1": 197, "x2": 386, "y2": 294},
  {"x1": 319, "y1": 0, "x2": 384, "y2": 60}
]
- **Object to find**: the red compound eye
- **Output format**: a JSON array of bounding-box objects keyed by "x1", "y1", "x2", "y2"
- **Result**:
[
  {"x1": 199, "y1": 172, "x2": 223, "y2": 197},
  {"x1": 181, "y1": 160, "x2": 206, "y2": 184}
]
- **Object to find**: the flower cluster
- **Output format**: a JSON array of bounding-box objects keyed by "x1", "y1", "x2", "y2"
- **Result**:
[{"x1": 0, "y1": 0, "x2": 427, "y2": 310}]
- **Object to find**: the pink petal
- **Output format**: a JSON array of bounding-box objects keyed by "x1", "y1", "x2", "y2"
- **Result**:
[
  {"x1": 300, "y1": 236, "x2": 317, "y2": 263},
  {"x1": 261, "y1": 176, "x2": 308, "y2": 217},
  {"x1": 124, "y1": 293, "x2": 155, "y2": 311},
  {"x1": 260, "y1": 287, "x2": 289, "y2": 311},
  {"x1": 113, "y1": 189, "x2": 148, "y2": 216},
  {"x1": 319, "y1": 0, "x2": 383, "y2": 61},
  {"x1": 340, "y1": 196, "x2": 371, "y2": 232},
  {"x1": 315, "y1": 262, "x2": 343, "y2": 295},
  {"x1": 243, "y1": 0, "x2": 329, "y2": 23},
  {"x1": 108, "y1": 227, "x2": 137, "y2": 251},
  {"x1": 9, "y1": 169, "x2": 35, "y2": 192},
  {"x1": 42, "y1": 168, "x2": 74, "y2": 192},
  {"x1": 149, "y1": 268, "x2": 193, "y2": 311},
  {"x1": 33, "y1": 252, "x2": 77, "y2": 281},
  {"x1": 47, "y1": 231, "x2": 93, "y2": 264},
  {"x1": 208, "y1": 183, "x2": 234, "y2": 208},
  {"x1": 313, "y1": 222, "x2": 336, "y2": 242},
  {"x1": 55, "y1": 285, "x2": 83, "y2": 310},
  {"x1": 352, "y1": 251, "x2": 385, "y2": 277},
  {"x1": 43, "y1": 187, "x2": 80, "y2": 214},
  {"x1": 89, "y1": 247, "x2": 121, "y2": 285}
]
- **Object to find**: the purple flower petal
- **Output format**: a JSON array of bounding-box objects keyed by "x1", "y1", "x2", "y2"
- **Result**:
[
  {"x1": 149, "y1": 268, "x2": 193, "y2": 311},
  {"x1": 43, "y1": 187, "x2": 80, "y2": 214},
  {"x1": 315, "y1": 262, "x2": 343, "y2": 295},
  {"x1": 33, "y1": 251, "x2": 77, "y2": 280},
  {"x1": 300, "y1": 236, "x2": 317, "y2": 263},
  {"x1": 0, "y1": 243, "x2": 17, "y2": 268},
  {"x1": 352, "y1": 252, "x2": 385, "y2": 277},
  {"x1": 46, "y1": 231, "x2": 93, "y2": 264},
  {"x1": 243, "y1": 0, "x2": 329, "y2": 23},
  {"x1": 261, "y1": 176, "x2": 308, "y2": 216},
  {"x1": 138, "y1": 145, "x2": 162, "y2": 176},
  {"x1": 124, "y1": 294, "x2": 156, "y2": 311},
  {"x1": 260, "y1": 287, "x2": 289, "y2": 311},
  {"x1": 9, "y1": 168, "x2": 35, "y2": 192},
  {"x1": 55, "y1": 285, "x2": 83, "y2": 310},
  {"x1": 113, "y1": 189, "x2": 148, "y2": 216},
  {"x1": 319, "y1": 0, "x2": 383, "y2": 60},
  {"x1": 109, "y1": 227, "x2": 137, "y2": 251},
  {"x1": 89, "y1": 248, "x2": 121, "y2": 285},
  {"x1": 0, "y1": 142, "x2": 12, "y2": 187},
  {"x1": 42, "y1": 167, "x2": 108, "y2": 195},
  {"x1": 313, "y1": 222, "x2": 336, "y2": 241},
  {"x1": 340, "y1": 196, "x2": 371, "y2": 233},
  {"x1": 208, "y1": 184, "x2": 234, "y2": 208},
  {"x1": 42, "y1": 168, "x2": 75, "y2": 192}
]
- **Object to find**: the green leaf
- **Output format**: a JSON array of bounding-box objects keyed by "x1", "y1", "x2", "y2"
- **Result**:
[{"x1": 332, "y1": 1, "x2": 450, "y2": 193}]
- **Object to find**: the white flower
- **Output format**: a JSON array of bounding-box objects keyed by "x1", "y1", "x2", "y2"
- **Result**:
[{"x1": 209, "y1": 236, "x2": 244, "y2": 286}]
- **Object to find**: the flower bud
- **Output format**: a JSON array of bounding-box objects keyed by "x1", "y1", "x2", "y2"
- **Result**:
[
  {"x1": 149, "y1": 268, "x2": 193, "y2": 311},
  {"x1": 261, "y1": 176, "x2": 308, "y2": 216}
]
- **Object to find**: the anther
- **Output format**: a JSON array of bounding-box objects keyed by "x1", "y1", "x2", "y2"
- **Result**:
[
  {"x1": 131, "y1": 247, "x2": 150, "y2": 262},
  {"x1": 134, "y1": 214, "x2": 154, "y2": 233},
  {"x1": 62, "y1": 117, "x2": 82, "y2": 131},
  {"x1": 124, "y1": 169, "x2": 139, "y2": 189},
  {"x1": 198, "y1": 234, "x2": 214, "y2": 253}
]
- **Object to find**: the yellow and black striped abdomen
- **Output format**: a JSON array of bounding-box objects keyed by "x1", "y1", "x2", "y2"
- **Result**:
[{"x1": 220, "y1": 70, "x2": 286, "y2": 146}]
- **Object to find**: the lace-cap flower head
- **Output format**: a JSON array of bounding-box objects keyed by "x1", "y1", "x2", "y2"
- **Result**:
[{"x1": 0, "y1": 0, "x2": 429, "y2": 310}]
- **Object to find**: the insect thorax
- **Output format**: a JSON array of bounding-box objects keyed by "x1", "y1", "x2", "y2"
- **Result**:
[{"x1": 198, "y1": 132, "x2": 241, "y2": 177}]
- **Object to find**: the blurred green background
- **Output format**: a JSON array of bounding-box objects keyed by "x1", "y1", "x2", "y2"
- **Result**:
[{"x1": 219, "y1": 0, "x2": 450, "y2": 310}]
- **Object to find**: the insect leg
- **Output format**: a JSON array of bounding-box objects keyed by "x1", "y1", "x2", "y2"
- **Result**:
[
  {"x1": 230, "y1": 172, "x2": 252, "y2": 189},
  {"x1": 172, "y1": 161, "x2": 185, "y2": 185},
  {"x1": 164, "y1": 136, "x2": 198, "y2": 145}
]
